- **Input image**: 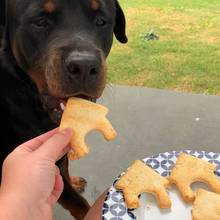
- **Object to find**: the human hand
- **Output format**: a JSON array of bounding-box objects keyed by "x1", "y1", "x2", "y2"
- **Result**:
[{"x1": 0, "y1": 128, "x2": 73, "y2": 220}]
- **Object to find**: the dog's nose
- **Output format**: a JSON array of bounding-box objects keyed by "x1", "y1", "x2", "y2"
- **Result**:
[{"x1": 64, "y1": 52, "x2": 101, "y2": 86}]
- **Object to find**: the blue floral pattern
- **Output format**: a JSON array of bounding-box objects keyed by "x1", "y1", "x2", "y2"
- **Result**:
[{"x1": 102, "y1": 150, "x2": 220, "y2": 220}]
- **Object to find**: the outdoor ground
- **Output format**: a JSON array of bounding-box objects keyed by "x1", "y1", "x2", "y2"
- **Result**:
[{"x1": 107, "y1": 0, "x2": 220, "y2": 95}]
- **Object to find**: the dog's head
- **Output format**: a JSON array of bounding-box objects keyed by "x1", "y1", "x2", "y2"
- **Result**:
[{"x1": 5, "y1": 0, "x2": 127, "y2": 123}]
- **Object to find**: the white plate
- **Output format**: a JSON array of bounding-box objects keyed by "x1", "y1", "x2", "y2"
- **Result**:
[{"x1": 102, "y1": 150, "x2": 220, "y2": 220}]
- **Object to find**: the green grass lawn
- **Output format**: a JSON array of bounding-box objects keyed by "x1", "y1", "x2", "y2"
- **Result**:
[{"x1": 107, "y1": 0, "x2": 220, "y2": 95}]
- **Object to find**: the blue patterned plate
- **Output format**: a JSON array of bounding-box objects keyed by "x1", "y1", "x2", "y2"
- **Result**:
[{"x1": 102, "y1": 150, "x2": 220, "y2": 220}]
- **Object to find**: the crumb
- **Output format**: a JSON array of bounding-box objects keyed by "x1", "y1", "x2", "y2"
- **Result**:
[{"x1": 146, "y1": 206, "x2": 151, "y2": 211}]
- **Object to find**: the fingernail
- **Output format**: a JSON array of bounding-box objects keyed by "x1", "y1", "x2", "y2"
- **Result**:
[{"x1": 61, "y1": 128, "x2": 73, "y2": 136}]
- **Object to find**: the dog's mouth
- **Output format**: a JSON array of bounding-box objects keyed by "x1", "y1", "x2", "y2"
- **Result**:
[{"x1": 41, "y1": 94, "x2": 95, "y2": 124}]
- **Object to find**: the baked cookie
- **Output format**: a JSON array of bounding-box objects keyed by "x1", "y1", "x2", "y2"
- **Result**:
[
  {"x1": 115, "y1": 159, "x2": 172, "y2": 209},
  {"x1": 192, "y1": 189, "x2": 220, "y2": 220},
  {"x1": 59, "y1": 97, "x2": 117, "y2": 160},
  {"x1": 168, "y1": 152, "x2": 220, "y2": 203}
]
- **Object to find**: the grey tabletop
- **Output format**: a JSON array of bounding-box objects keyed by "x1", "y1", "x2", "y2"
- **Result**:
[{"x1": 53, "y1": 85, "x2": 220, "y2": 219}]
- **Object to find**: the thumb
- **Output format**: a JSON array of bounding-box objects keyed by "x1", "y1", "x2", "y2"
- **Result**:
[{"x1": 35, "y1": 128, "x2": 73, "y2": 162}]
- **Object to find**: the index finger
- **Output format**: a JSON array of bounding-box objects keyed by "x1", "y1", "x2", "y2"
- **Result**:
[{"x1": 19, "y1": 128, "x2": 59, "y2": 153}]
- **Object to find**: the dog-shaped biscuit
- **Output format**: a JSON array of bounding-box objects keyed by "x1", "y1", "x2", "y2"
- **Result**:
[
  {"x1": 115, "y1": 159, "x2": 172, "y2": 209},
  {"x1": 59, "y1": 97, "x2": 117, "y2": 160},
  {"x1": 168, "y1": 152, "x2": 220, "y2": 203}
]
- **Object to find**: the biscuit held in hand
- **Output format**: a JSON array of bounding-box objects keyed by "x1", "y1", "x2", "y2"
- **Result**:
[
  {"x1": 115, "y1": 159, "x2": 172, "y2": 209},
  {"x1": 168, "y1": 152, "x2": 220, "y2": 203},
  {"x1": 192, "y1": 189, "x2": 220, "y2": 220},
  {"x1": 59, "y1": 97, "x2": 117, "y2": 160}
]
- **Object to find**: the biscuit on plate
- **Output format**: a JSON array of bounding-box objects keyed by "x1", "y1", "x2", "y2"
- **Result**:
[
  {"x1": 192, "y1": 189, "x2": 220, "y2": 220},
  {"x1": 115, "y1": 159, "x2": 172, "y2": 209},
  {"x1": 59, "y1": 97, "x2": 117, "y2": 160},
  {"x1": 168, "y1": 152, "x2": 220, "y2": 203}
]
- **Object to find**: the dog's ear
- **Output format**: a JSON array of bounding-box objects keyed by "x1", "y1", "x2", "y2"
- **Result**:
[
  {"x1": 114, "y1": 0, "x2": 128, "y2": 43},
  {"x1": 0, "y1": 0, "x2": 6, "y2": 27},
  {"x1": 0, "y1": 25, "x2": 6, "y2": 49}
]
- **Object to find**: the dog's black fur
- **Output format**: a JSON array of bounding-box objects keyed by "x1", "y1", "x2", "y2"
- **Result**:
[{"x1": 0, "y1": 0, "x2": 127, "y2": 219}]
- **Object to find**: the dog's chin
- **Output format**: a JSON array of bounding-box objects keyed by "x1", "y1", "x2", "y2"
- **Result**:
[{"x1": 41, "y1": 94, "x2": 96, "y2": 124}]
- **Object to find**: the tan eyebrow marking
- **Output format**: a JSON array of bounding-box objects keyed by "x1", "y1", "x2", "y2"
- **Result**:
[
  {"x1": 44, "y1": 0, "x2": 56, "y2": 13},
  {"x1": 91, "y1": 0, "x2": 99, "y2": 10}
]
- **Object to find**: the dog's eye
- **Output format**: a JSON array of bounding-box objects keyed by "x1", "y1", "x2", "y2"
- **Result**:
[
  {"x1": 34, "y1": 19, "x2": 48, "y2": 27},
  {"x1": 96, "y1": 19, "x2": 106, "y2": 27}
]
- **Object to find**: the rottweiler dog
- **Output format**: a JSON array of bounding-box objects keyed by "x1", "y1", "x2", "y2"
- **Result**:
[{"x1": 0, "y1": 0, "x2": 127, "y2": 219}]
